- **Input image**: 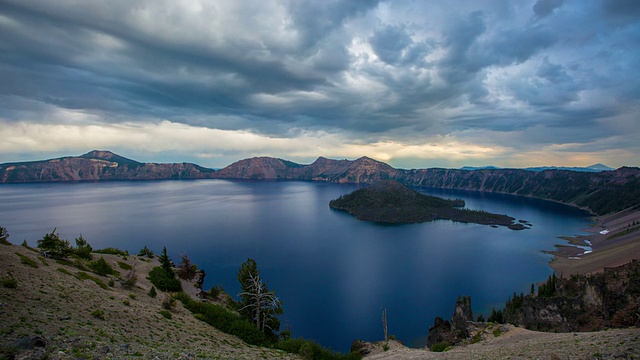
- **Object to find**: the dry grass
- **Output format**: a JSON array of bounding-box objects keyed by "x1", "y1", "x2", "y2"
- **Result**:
[{"x1": 0, "y1": 243, "x2": 298, "y2": 359}]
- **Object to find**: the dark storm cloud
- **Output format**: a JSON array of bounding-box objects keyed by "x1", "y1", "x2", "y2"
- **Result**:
[
  {"x1": 533, "y1": 0, "x2": 564, "y2": 18},
  {"x1": 0, "y1": 0, "x2": 638, "y2": 165},
  {"x1": 369, "y1": 25, "x2": 413, "y2": 65}
]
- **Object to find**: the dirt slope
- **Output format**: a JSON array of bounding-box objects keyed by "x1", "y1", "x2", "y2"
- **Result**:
[
  {"x1": 365, "y1": 324, "x2": 640, "y2": 360},
  {"x1": 0, "y1": 242, "x2": 297, "y2": 359}
]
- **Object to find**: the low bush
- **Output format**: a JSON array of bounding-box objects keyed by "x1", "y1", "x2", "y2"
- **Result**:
[
  {"x1": 1, "y1": 276, "x2": 17, "y2": 289},
  {"x1": 117, "y1": 261, "x2": 132, "y2": 270},
  {"x1": 209, "y1": 284, "x2": 223, "y2": 299},
  {"x1": 74, "y1": 235, "x2": 93, "y2": 260},
  {"x1": 57, "y1": 267, "x2": 73, "y2": 276},
  {"x1": 89, "y1": 257, "x2": 114, "y2": 276},
  {"x1": 148, "y1": 286, "x2": 158, "y2": 298},
  {"x1": 15, "y1": 252, "x2": 38, "y2": 268},
  {"x1": 148, "y1": 266, "x2": 182, "y2": 292},
  {"x1": 76, "y1": 271, "x2": 109, "y2": 290},
  {"x1": 137, "y1": 245, "x2": 154, "y2": 258},
  {"x1": 94, "y1": 247, "x2": 128, "y2": 256},
  {"x1": 275, "y1": 338, "x2": 362, "y2": 360},
  {"x1": 431, "y1": 342, "x2": 450, "y2": 352},
  {"x1": 174, "y1": 292, "x2": 361, "y2": 359},
  {"x1": 91, "y1": 309, "x2": 105, "y2": 320},
  {"x1": 175, "y1": 292, "x2": 269, "y2": 347},
  {"x1": 158, "y1": 310, "x2": 172, "y2": 319}
]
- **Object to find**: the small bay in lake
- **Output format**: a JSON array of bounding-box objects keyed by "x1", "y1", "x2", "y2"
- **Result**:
[{"x1": 0, "y1": 180, "x2": 591, "y2": 351}]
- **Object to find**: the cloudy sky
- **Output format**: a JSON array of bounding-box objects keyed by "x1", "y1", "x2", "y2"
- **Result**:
[{"x1": 1, "y1": 0, "x2": 639, "y2": 169}]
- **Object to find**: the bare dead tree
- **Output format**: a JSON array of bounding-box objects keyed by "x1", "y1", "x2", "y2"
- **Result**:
[
  {"x1": 239, "y1": 273, "x2": 281, "y2": 333},
  {"x1": 382, "y1": 308, "x2": 388, "y2": 342}
]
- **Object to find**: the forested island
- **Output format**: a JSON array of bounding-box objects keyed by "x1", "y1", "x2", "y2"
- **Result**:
[{"x1": 329, "y1": 180, "x2": 525, "y2": 229}]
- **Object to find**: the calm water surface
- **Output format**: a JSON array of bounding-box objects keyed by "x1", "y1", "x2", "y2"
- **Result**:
[{"x1": 0, "y1": 180, "x2": 591, "y2": 351}]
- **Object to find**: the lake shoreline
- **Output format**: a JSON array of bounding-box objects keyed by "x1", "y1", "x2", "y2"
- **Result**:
[{"x1": 547, "y1": 208, "x2": 640, "y2": 275}]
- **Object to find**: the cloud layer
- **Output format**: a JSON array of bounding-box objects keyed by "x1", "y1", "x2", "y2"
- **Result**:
[{"x1": 0, "y1": 0, "x2": 638, "y2": 168}]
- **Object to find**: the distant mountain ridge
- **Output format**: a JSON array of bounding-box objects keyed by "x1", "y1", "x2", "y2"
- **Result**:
[
  {"x1": 1, "y1": 151, "x2": 639, "y2": 215},
  {"x1": 460, "y1": 164, "x2": 614, "y2": 172},
  {"x1": 0, "y1": 150, "x2": 215, "y2": 182}
]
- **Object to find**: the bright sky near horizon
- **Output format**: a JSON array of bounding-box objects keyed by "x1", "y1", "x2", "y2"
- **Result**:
[{"x1": 1, "y1": 0, "x2": 639, "y2": 169}]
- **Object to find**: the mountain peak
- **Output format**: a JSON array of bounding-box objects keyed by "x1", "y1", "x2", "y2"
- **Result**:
[
  {"x1": 80, "y1": 150, "x2": 142, "y2": 166},
  {"x1": 587, "y1": 163, "x2": 614, "y2": 171}
]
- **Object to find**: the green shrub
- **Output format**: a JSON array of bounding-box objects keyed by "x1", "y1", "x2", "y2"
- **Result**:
[
  {"x1": 57, "y1": 267, "x2": 73, "y2": 276},
  {"x1": 38, "y1": 228, "x2": 73, "y2": 258},
  {"x1": 94, "y1": 247, "x2": 128, "y2": 256},
  {"x1": 148, "y1": 286, "x2": 158, "y2": 298},
  {"x1": 108, "y1": 278, "x2": 115, "y2": 287},
  {"x1": 175, "y1": 292, "x2": 269, "y2": 347},
  {"x1": 122, "y1": 299, "x2": 131, "y2": 306},
  {"x1": 431, "y1": 342, "x2": 450, "y2": 352},
  {"x1": 76, "y1": 271, "x2": 109, "y2": 290},
  {"x1": 91, "y1": 309, "x2": 105, "y2": 320},
  {"x1": 209, "y1": 284, "x2": 223, "y2": 298},
  {"x1": 493, "y1": 328, "x2": 502, "y2": 337},
  {"x1": 117, "y1": 261, "x2": 132, "y2": 270},
  {"x1": 15, "y1": 252, "x2": 38, "y2": 268},
  {"x1": 74, "y1": 235, "x2": 93, "y2": 260},
  {"x1": 158, "y1": 310, "x2": 172, "y2": 319},
  {"x1": 275, "y1": 338, "x2": 361, "y2": 360},
  {"x1": 137, "y1": 245, "x2": 154, "y2": 258},
  {"x1": 1, "y1": 276, "x2": 17, "y2": 289},
  {"x1": 148, "y1": 266, "x2": 182, "y2": 292},
  {"x1": 89, "y1": 257, "x2": 114, "y2": 276}
]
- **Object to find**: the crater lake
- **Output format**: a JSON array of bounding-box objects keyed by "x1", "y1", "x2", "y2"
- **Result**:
[{"x1": 0, "y1": 180, "x2": 591, "y2": 351}]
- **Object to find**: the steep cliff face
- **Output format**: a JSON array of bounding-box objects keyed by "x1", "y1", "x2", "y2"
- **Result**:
[
  {"x1": 0, "y1": 150, "x2": 216, "y2": 182},
  {"x1": 502, "y1": 259, "x2": 640, "y2": 332},
  {"x1": 213, "y1": 157, "x2": 300, "y2": 180},
  {"x1": 211, "y1": 156, "x2": 640, "y2": 215},
  {"x1": 2, "y1": 152, "x2": 639, "y2": 215},
  {"x1": 215, "y1": 156, "x2": 402, "y2": 183}
]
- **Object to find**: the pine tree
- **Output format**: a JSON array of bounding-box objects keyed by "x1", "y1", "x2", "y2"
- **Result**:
[{"x1": 159, "y1": 246, "x2": 173, "y2": 275}]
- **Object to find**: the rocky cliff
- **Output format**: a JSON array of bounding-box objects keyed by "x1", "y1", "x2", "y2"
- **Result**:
[
  {"x1": 214, "y1": 155, "x2": 640, "y2": 215},
  {"x1": 426, "y1": 296, "x2": 475, "y2": 350},
  {"x1": 0, "y1": 150, "x2": 216, "y2": 182},
  {"x1": 500, "y1": 259, "x2": 640, "y2": 332},
  {"x1": 2, "y1": 151, "x2": 639, "y2": 215}
]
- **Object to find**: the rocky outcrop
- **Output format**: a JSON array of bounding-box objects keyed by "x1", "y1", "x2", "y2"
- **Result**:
[
  {"x1": 426, "y1": 296, "x2": 474, "y2": 349},
  {"x1": 502, "y1": 259, "x2": 640, "y2": 332}
]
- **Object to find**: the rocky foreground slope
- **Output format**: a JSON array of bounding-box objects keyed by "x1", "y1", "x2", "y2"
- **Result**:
[{"x1": 0, "y1": 241, "x2": 297, "y2": 360}]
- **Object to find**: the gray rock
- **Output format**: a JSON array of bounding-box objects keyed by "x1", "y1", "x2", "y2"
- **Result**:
[{"x1": 12, "y1": 335, "x2": 46, "y2": 350}]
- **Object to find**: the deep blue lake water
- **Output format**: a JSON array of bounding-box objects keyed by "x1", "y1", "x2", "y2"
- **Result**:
[{"x1": 0, "y1": 180, "x2": 591, "y2": 351}]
